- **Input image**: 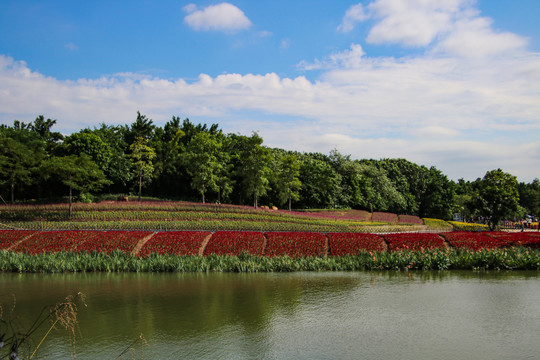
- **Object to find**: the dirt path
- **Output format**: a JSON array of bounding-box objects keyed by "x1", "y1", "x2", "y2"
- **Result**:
[
  {"x1": 198, "y1": 233, "x2": 213, "y2": 256},
  {"x1": 6, "y1": 232, "x2": 38, "y2": 251},
  {"x1": 131, "y1": 232, "x2": 157, "y2": 256}
]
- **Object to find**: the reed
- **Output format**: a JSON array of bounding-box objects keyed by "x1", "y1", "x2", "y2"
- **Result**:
[{"x1": 1, "y1": 248, "x2": 538, "y2": 273}]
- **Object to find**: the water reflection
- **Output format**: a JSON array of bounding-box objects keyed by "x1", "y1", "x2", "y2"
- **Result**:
[{"x1": 1, "y1": 271, "x2": 539, "y2": 359}]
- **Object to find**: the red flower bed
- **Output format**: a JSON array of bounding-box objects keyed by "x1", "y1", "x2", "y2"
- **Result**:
[
  {"x1": 383, "y1": 233, "x2": 446, "y2": 252},
  {"x1": 11, "y1": 231, "x2": 97, "y2": 254},
  {"x1": 73, "y1": 231, "x2": 150, "y2": 254},
  {"x1": 371, "y1": 212, "x2": 398, "y2": 223},
  {"x1": 441, "y1": 231, "x2": 509, "y2": 251},
  {"x1": 397, "y1": 215, "x2": 423, "y2": 225},
  {"x1": 204, "y1": 231, "x2": 265, "y2": 256},
  {"x1": 0, "y1": 230, "x2": 37, "y2": 250},
  {"x1": 139, "y1": 231, "x2": 210, "y2": 257},
  {"x1": 327, "y1": 233, "x2": 385, "y2": 255},
  {"x1": 264, "y1": 232, "x2": 327, "y2": 257},
  {"x1": 488, "y1": 232, "x2": 540, "y2": 249}
]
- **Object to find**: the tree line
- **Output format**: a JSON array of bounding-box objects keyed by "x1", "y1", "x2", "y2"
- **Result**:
[{"x1": 1, "y1": 113, "x2": 539, "y2": 227}]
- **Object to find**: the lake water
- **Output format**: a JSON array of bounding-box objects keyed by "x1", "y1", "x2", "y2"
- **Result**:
[{"x1": 1, "y1": 271, "x2": 539, "y2": 359}]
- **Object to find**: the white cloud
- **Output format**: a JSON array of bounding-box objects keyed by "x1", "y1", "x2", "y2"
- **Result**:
[
  {"x1": 337, "y1": 3, "x2": 369, "y2": 32},
  {"x1": 338, "y1": 0, "x2": 529, "y2": 57},
  {"x1": 183, "y1": 3, "x2": 252, "y2": 32},
  {"x1": 365, "y1": 0, "x2": 467, "y2": 47},
  {"x1": 434, "y1": 17, "x2": 528, "y2": 57},
  {"x1": 298, "y1": 43, "x2": 366, "y2": 70},
  {"x1": 2, "y1": 0, "x2": 540, "y2": 184}
]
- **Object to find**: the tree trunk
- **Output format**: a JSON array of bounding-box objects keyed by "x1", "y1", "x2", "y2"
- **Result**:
[
  {"x1": 202, "y1": 185, "x2": 205, "y2": 204},
  {"x1": 253, "y1": 190, "x2": 258, "y2": 208},
  {"x1": 288, "y1": 192, "x2": 292, "y2": 211},
  {"x1": 69, "y1": 185, "x2": 72, "y2": 218},
  {"x1": 10, "y1": 179, "x2": 15, "y2": 204},
  {"x1": 138, "y1": 168, "x2": 142, "y2": 202}
]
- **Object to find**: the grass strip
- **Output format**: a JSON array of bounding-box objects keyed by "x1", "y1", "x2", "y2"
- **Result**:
[{"x1": 1, "y1": 248, "x2": 538, "y2": 273}]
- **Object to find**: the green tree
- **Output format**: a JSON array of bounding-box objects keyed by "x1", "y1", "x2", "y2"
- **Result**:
[
  {"x1": 518, "y1": 179, "x2": 540, "y2": 218},
  {"x1": 472, "y1": 169, "x2": 520, "y2": 230},
  {"x1": 0, "y1": 125, "x2": 45, "y2": 203},
  {"x1": 236, "y1": 133, "x2": 271, "y2": 208},
  {"x1": 62, "y1": 131, "x2": 113, "y2": 170},
  {"x1": 42, "y1": 155, "x2": 110, "y2": 216},
  {"x1": 0, "y1": 137, "x2": 37, "y2": 203},
  {"x1": 276, "y1": 153, "x2": 302, "y2": 211},
  {"x1": 299, "y1": 156, "x2": 342, "y2": 209},
  {"x1": 92, "y1": 124, "x2": 133, "y2": 193},
  {"x1": 355, "y1": 163, "x2": 406, "y2": 213},
  {"x1": 183, "y1": 132, "x2": 223, "y2": 203},
  {"x1": 31, "y1": 115, "x2": 64, "y2": 153},
  {"x1": 130, "y1": 137, "x2": 156, "y2": 201}
]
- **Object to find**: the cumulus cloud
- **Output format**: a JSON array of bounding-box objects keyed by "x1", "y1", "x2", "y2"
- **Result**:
[
  {"x1": 1, "y1": 0, "x2": 539, "y2": 181},
  {"x1": 337, "y1": 3, "x2": 369, "y2": 32},
  {"x1": 1, "y1": 48, "x2": 539, "y2": 181},
  {"x1": 365, "y1": 0, "x2": 466, "y2": 46},
  {"x1": 338, "y1": 0, "x2": 529, "y2": 57},
  {"x1": 183, "y1": 3, "x2": 252, "y2": 32},
  {"x1": 434, "y1": 16, "x2": 528, "y2": 57}
]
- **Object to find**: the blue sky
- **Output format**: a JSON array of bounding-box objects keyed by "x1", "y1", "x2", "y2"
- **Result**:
[{"x1": 1, "y1": 0, "x2": 539, "y2": 182}]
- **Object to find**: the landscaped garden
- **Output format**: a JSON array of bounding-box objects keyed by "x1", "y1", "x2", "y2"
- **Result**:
[{"x1": 1, "y1": 201, "x2": 539, "y2": 272}]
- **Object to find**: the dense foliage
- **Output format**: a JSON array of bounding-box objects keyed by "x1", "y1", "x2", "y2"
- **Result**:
[{"x1": 1, "y1": 114, "x2": 538, "y2": 222}]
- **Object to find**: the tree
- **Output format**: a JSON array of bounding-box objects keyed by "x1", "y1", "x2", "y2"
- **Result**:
[
  {"x1": 183, "y1": 132, "x2": 223, "y2": 203},
  {"x1": 235, "y1": 133, "x2": 271, "y2": 208},
  {"x1": 130, "y1": 137, "x2": 156, "y2": 201},
  {"x1": 0, "y1": 137, "x2": 37, "y2": 203},
  {"x1": 126, "y1": 111, "x2": 155, "y2": 143},
  {"x1": 417, "y1": 167, "x2": 456, "y2": 220},
  {"x1": 42, "y1": 155, "x2": 110, "y2": 216},
  {"x1": 299, "y1": 156, "x2": 342, "y2": 209},
  {"x1": 355, "y1": 163, "x2": 406, "y2": 213},
  {"x1": 276, "y1": 153, "x2": 302, "y2": 211},
  {"x1": 518, "y1": 179, "x2": 540, "y2": 218},
  {"x1": 62, "y1": 131, "x2": 113, "y2": 170},
  {"x1": 92, "y1": 124, "x2": 133, "y2": 193},
  {"x1": 30, "y1": 115, "x2": 64, "y2": 153},
  {"x1": 472, "y1": 169, "x2": 520, "y2": 230},
  {"x1": 0, "y1": 126, "x2": 45, "y2": 203}
]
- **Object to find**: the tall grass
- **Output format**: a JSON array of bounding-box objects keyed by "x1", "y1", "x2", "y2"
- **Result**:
[{"x1": 1, "y1": 248, "x2": 538, "y2": 273}]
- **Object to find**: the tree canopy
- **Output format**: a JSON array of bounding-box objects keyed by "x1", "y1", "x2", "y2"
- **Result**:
[{"x1": 1, "y1": 113, "x2": 537, "y2": 223}]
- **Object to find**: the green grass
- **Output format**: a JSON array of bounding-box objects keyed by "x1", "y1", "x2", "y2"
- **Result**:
[{"x1": 1, "y1": 248, "x2": 538, "y2": 273}]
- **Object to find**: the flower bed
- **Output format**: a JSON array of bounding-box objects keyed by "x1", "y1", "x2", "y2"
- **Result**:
[
  {"x1": 138, "y1": 231, "x2": 211, "y2": 257},
  {"x1": 264, "y1": 232, "x2": 327, "y2": 257},
  {"x1": 371, "y1": 212, "x2": 398, "y2": 223},
  {"x1": 441, "y1": 231, "x2": 509, "y2": 251},
  {"x1": 383, "y1": 233, "x2": 447, "y2": 252},
  {"x1": 488, "y1": 232, "x2": 540, "y2": 249},
  {"x1": 0, "y1": 230, "x2": 36, "y2": 250},
  {"x1": 327, "y1": 233, "x2": 385, "y2": 255},
  {"x1": 204, "y1": 231, "x2": 265, "y2": 256},
  {"x1": 449, "y1": 221, "x2": 489, "y2": 231},
  {"x1": 397, "y1": 215, "x2": 423, "y2": 225},
  {"x1": 73, "y1": 231, "x2": 150, "y2": 254},
  {"x1": 1, "y1": 230, "x2": 539, "y2": 258},
  {"x1": 11, "y1": 230, "x2": 97, "y2": 254}
]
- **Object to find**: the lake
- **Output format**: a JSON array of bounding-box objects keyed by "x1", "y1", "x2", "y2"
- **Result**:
[{"x1": 1, "y1": 271, "x2": 539, "y2": 359}]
